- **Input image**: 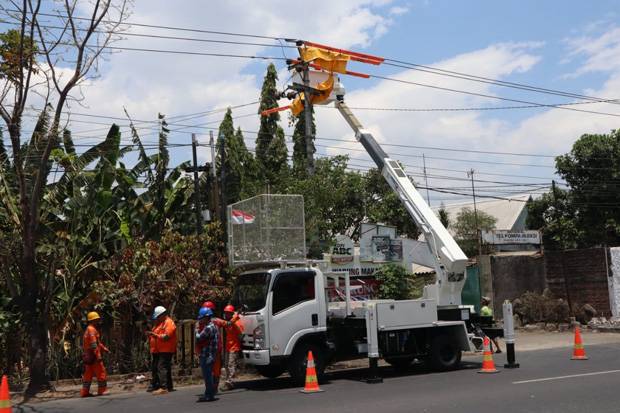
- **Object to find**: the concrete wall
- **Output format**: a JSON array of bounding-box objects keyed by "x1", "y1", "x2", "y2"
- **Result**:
[
  {"x1": 486, "y1": 253, "x2": 546, "y2": 319},
  {"x1": 545, "y1": 247, "x2": 611, "y2": 317}
]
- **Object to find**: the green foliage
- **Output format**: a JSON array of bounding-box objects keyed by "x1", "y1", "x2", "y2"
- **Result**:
[
  {"x1": 0, "y1": 29, "x2": 38, "y2": 83},
  {"x1": 453, "y1": 207, "x2": 496, "y2": 256},
  {"x1": 526, "y1": 130, "x2": 620, "y2": 250},
  {"x1": 375, "y1": 263, "x2": 411, "y2": 300},
  {"x1": 264, "y1": 126, "x2": 289, "y2": 189},
  {"x1": 256, "y1": 63, "x2": 280, "y2": 170},
  {"x1": 364, "y1": 168, "x2": 420, "y2": 239},
  {"x1": 438, "y1": 204, "x2": 450, "y2": 228},
  {"x1": 291, "y1": 108, "x2": 316, "y2": 177},
  {"x1": 555, "y1": 130, "x2": 620, "y2": 247},
  {"x1": 526, "y1": 188, "x2": 581, "y2": 249},
  {"x1": 285, "y1": 156, "x2": 365, "y2": 256}
]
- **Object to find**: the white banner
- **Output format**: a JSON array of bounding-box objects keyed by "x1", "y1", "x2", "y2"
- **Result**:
[{"x1": 481, "y1": 230, "x2": 541, "y2": 245}]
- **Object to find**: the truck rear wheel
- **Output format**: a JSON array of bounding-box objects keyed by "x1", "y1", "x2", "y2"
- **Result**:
[
  {"x1": 288, "y1": 343, "x2": 326, "y2": 385},
  {"x1": 256, "y1": 365, "x2": 286, "y2": 379},
  {"x1": 428, "y1": 334, "x2": 461, "y2": 371}
]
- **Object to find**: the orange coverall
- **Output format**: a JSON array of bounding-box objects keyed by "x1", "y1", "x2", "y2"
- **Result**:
[{"x1": 81, "y1": 324, "x2": 109, "y2": 397}]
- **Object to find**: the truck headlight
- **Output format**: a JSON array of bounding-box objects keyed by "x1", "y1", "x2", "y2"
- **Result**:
[{"x1": 253, "y1": 324, "x2": 265, "y2": 350}]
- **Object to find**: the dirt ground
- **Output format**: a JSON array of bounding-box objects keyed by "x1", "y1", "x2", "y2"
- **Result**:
[{"x1": 12, "y1": 329, "x2": 620, "y2": 404}]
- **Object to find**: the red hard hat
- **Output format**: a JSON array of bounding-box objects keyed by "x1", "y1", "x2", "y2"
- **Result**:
[
  {"x1": 224, "y1": 305, "x2": 235, "y2": 313},
  {"x1": 202, "y1": 301, "x2": 215, "y2": 310}
]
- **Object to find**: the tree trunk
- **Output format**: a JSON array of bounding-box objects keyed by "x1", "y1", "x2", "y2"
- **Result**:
[
  {"x1": 25, "y1": 317, "x2": 51, "y2": 394},
  {"x1": 22, "y1": 231, "x2": 51, "y2": 394}
]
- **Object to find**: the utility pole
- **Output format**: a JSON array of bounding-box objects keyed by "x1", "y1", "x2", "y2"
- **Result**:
[
  {"x1": 302, "y1": 64, "x2": 316, "y2": 176},
  {"x1": 209, "y1": 131, "x2": 219, "y2": 221},
  {"x1": 185, "y1": 134, "x2": 208, "y2": 234},
  {"x1": 218, "y1": 131, "x2": 227, "y2": 225},
  {"x1": 467, "y1": 168, "x2": 482, "y2": 257},
  {"x1": 423, "y1": 153, "x2": 431, "y2": 205}
]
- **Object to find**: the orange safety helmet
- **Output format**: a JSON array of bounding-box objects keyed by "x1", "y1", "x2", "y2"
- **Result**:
[
  {"x1": 223, "y1": 305, "x2": 235, "y2": 313},
  {"x1": 202, "y1": 301, "x2": 215, "y2": 310}
]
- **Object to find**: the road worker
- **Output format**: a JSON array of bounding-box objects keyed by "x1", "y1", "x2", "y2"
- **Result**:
[
  {"x1": 147, "y1": 306, "x2": 177, "y2": 395},
  {"x1": 202, "y1": 300, "x2": 222, "y2": 391},
  {"x1": 481, "y1": 296, "x2": 502, "y2": 353},
  {"x1": 195, "y1": 307, "x2": 219, "y2": 402},
  {"x1": 213, "y1": 304, "x2": 243, "y2": 391},
  {"x1": 81, "y1": 311, "x2": 109, "y2": 397}
]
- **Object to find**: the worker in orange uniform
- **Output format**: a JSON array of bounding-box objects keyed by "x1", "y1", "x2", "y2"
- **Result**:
[
  {"x1": 213, "y1": 305, "x2": 243, "y2": 391},
  {"x1": 147, "y1": 306, "x2": 177, "y2": 395},
  {"x1": 202, "y1": 300, "x2": 222, "y2": 392},
  {"x1": 81, "y1": 311, "x2": 109, "y2": 397}
]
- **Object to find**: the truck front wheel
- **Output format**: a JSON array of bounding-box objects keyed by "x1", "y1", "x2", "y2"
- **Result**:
[
  {"x1": 256, "y1": 365, "x2": 286, "y2": 379},
  {"x1": 288, "y1": 343, "x2": 326, "y2": 385},
  {"x1": 428, "y1": 334, "x2": 462, "y2": 371}
]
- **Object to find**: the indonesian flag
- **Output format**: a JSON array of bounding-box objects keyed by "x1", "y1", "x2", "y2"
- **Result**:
[{"x1": 231, "y1": 209, "x2": 255, "y2": 224}]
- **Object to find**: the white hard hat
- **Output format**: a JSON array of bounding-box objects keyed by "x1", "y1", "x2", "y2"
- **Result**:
[{"x1": 152, "y1": 306, "x2": 167, "y2": 320}]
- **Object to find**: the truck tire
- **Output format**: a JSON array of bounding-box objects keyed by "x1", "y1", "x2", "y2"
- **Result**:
[
  {"x1": 288, "y1": 343, "x2": 326, "y2": 385},
  {"x1": 428, "y1": 334, "x2": 462, "y2": 371},
  {"x1": 385, "y1": 357, "x2": 414, "y2": 371},
  {"x1": 256, "y1": 365, "x2": 286, "y2": 379}
]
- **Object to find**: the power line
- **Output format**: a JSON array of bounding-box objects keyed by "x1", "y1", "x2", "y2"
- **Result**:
[
  {"x1": 383, "y1": 60, "x2": 620, "y2": 106},
  {"x1": 5, "y1": 9, "x2": 619, "y2": 107},
  {"x1": 368, "y1": 74, "x2": 620, "y2": 118}
]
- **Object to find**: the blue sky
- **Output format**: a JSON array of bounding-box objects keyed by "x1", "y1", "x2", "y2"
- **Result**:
[{"x1": 1, "y1": 0, "x2": 619, "y2": 205}]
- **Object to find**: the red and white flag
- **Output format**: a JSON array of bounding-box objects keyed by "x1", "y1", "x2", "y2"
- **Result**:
[{"x1": 231, "y1": 209, "x2": 255, "y2": 224}]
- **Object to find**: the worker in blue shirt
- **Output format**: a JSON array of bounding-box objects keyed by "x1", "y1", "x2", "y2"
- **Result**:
[{"x1": 195, "y1": 307, "x2": 219, "y2": 402}]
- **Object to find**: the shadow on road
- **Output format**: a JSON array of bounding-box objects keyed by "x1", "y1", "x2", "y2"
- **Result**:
[{"x1": 235, "y1": 360, "x2": 482, "y2": 392}]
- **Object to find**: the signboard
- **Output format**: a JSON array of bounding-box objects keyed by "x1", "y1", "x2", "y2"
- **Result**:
[
  {"x1": 360, "y1": 223, "x2": 399, "y2": 262},
  {"x1": 331, "y1": 235, "x2": 354, "y2": 264},
  {"x1": 481, "y1": 230, "x2": 541, "y2": 245}
]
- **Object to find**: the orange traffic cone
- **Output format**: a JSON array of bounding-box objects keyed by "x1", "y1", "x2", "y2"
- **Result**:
[
  {"x1": 300, "y1": 351, "x2": 324, "y2": 393},
  {"x1": 571, "y1": 326, "x2": 588, "y2": 360},
  {"x1": 0, "y1": 375, "x2": 11, "y2": 413},
  {"x1": 478, "y1": 336, "x2": 499, "y2": 374}
]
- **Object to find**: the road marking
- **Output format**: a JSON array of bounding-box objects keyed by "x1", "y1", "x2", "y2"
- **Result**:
[{"x1": 513, "y1": 369, "x2": 620, "y2": 384}]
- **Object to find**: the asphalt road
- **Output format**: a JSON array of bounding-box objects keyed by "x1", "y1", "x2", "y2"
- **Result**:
[{"x1": 17, "y1": 343, "x2": 620, "y2": 413}]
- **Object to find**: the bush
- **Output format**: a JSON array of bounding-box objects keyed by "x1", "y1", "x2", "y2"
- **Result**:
[
  {"x1": 374, "y1": 263, "x2": 411, "y2": 300},
  {"x1": 513, "y1": 289, "x2": 570, "y2": 324}
]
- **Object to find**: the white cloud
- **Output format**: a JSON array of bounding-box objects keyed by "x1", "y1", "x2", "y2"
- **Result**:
[{"x1": 564, "y1": 27, "x2": 620, "y2": 75}]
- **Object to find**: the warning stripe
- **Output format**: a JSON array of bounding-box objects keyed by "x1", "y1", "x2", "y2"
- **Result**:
[{"x1": 0, "y1": 400, "x2": 11, "y2": 408}]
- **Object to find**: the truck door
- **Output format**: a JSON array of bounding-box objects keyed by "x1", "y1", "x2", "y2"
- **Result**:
[{"x1": 268, "y1": 270, "x2": 325, "y2": 357}]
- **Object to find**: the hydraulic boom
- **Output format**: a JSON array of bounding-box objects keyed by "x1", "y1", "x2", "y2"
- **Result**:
[{"x1": 336, "y1": 100, "x2": 468, "y2": 307}]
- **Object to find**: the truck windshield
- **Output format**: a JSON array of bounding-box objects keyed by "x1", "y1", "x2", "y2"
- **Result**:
[{"x1": 232, "y1": 272, "x2": 271, "y2": 312}]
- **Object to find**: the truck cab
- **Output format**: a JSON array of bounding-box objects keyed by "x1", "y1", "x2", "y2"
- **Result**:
[{"x1": 233, "y1": 266, "x2": 329, "y2": 381}]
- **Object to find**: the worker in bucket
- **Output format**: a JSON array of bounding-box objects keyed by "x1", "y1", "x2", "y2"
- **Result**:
[
  {"x1": 213, "y1": 304, "x2": 243, "y2": 391},
  {"x1": 481, "y1": 296, "x2": 502, "y2": 353},
  {"x1": 195, "y1": 306, "x2": 219, "y2": 402}
]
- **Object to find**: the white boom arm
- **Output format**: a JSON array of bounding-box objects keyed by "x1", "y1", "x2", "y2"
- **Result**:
[{"x1": 336, "y1": 100, "x2": 468, "y2": 307}]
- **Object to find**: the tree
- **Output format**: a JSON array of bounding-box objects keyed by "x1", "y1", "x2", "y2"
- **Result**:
[
  {"x1": 375, "y1": 263, "x2": 411, "y2": 300},
  {"x1": 264, "y1": 126, "x2": 289, "y2": 190},
  {"x1": 291, "y1": 108, "x2": 315, "y2": 177},
  {"x1": 0, "y1": 2, "x2": 131, "y2": 392},
  {"x1": 526, "y1": 188, "x2": 582, "y2": 250},
  {"x1": 438, "y1": 204, "x2": 450, "y2": 229},
  {"x1": 255, "y1": 63, "x2": 280, "y2": 172},
  {"x1": 217, "y1": 109, "x2": 242, "y2": 204},
  {"x1": 285, "y1": 156, "x2": 365, "y2": 256},
  {"x1": 452, "y1": 207, "x2": 496, "y2": 256},
  {"x1": 555, "y1": 130, "x2": 620, "y2": 247},
  {"x1": 363, "y1": 168, "x2": 420, "y2": 239}
]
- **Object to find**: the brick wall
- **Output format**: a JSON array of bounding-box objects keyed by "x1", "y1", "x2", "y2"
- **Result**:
[{"x1": 545, "y1": 247, "x2": 611, "y2": 316}]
